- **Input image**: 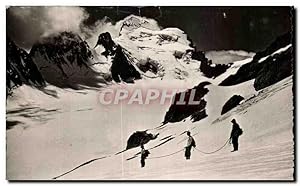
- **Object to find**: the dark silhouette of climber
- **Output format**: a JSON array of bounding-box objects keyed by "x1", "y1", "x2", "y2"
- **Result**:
[
  {"x1": 229, "y1": 119, "x2": 243, "y2": 152},
  {"x1": 140, "y1": 144, "x2": 150, "y2": 168},
  {"x1": 185, "y1": 131, "x2": 196, "y2": 160}
]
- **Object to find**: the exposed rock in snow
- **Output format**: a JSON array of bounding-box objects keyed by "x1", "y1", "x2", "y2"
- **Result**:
[
  {"x1": 221, "y1": 95, "x2": 244, "y2": 115},
  {"x1": 126, "y1": 131, "x2": 159, "y2": 150},
  {"x1": 7, "y1": 38, "x2": 45, "y2": 94},
  {"x1": 94, "y1": 32, "x2": 117, "y2": 58},
  {"x1": 190, "y1": 50, "x2": 207, "y2": 62},
  {"x1": 111, "y1": 45, "x2": 142, "y2": 83},
  {"x1": 182, "y1": 48, "x2": 232, "y2": 79},
  {"x1": 254, "y1": 46, "x2": 293, "y2": 90},
  {"x1": 95, "y1": 32, "x2": 141, "y2": 83},
  {"x1": 163, "y1": 82, "x2": 211, "y2": 124},
  {"x1": 253, "y1": 32, "x2": 292, "y2": 62},
  {"x1": 30, "y1": 32, "x2": 109, "y2": 89},
  {"x1": 258, "y1": 44, "x2": 292, "y2": 63},
  {"x1": 219, "y1": 33, "x2": 293, "y2": 89},
  {"x1": 200, "y1": 58, "x2": 231, "y2": 79}
]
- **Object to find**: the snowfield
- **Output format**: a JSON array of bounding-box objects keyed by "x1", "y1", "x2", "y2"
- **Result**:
[
  {"x1": 6, "y1": 76, "x2": 294, "y2": 180},
  {"x1": 6, "y1": 15, "x2": 294, "y2": 180}
]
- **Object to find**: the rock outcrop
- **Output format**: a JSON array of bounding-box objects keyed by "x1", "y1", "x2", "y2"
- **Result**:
[
  {"x1": 219, "y1": 32, "x2": 293, "y2": 91},
  {"x1": 221, "y1": 95, "x2": 244, "y2": 115},
  {"x1": 163, "y1": 82, "x2": 210, "y2": 124},
  {"x1": 7, "y1": 38, "x2": 45, "y2": 95}
]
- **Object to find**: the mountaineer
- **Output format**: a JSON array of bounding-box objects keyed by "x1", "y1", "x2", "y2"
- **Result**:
[
  {"x1": 185, "y1": 131, "x2": 196, "y2": 160},
  {"x1": 140, "y1": 144, "x2": 150, "y2": 167},
  {"x1": 229, "y1": 119, "x2": 243, "y2": 152}
]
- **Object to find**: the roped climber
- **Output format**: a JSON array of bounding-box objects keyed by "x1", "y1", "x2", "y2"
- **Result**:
[
  {"x1": 229, "y1": 119, "x2": 243, "y2": 152},
  {"x1": 185, "y1": 131, "x2": 196, "y2": 160}
]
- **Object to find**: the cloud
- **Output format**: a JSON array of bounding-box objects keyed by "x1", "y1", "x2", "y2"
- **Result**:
[
  {"x1": 7, "y1": 6, "x2": 124, "y2": 51},
  {"x1": 7, "y1": 6, "x2": 89, "y2": 49},
  {"x1": 205, "y1": 50, "x2": 255, "y2": 64},
  {"x1": 83, "y1": 17, "x2": 123, "y2": 48},
  {"x1": 43, "y1": 7, "x2": 88, "y2": 36}
]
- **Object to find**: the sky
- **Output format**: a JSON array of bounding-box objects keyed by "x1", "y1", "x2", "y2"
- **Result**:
[{"x1": 6, "y1": 6, "x2": 293, "y2": 52}]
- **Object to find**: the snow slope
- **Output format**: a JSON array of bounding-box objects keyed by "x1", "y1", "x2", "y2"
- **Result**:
[{"x1": 6, "y1": 74, "x2": 294, "y2": 180}]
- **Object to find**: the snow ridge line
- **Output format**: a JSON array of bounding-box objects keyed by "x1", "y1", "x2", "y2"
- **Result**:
[{"x1": 52, "y1": 156, "x2": 108, "y2": 180}]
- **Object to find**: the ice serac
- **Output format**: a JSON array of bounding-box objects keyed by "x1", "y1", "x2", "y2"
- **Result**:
[
  {"x1": 7, "y1": 38, "x2": 45, "y2": 95},
  {"x1": 30, "y1": 32, "x2": 109, "y2": 89},
  {"x1": 219, "y1": 32, "x2": 293, "y2": 90}
]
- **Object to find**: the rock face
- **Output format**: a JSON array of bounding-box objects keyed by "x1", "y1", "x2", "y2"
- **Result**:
[
  {"x1": 200, "y1": 58, "x2": 231, "y2": 79},
  {"x1": 189, "y1": 49, "x2": 230, "y2": 78},
  {"x1": 219, "y1": 32, "x2": 293, "y2": 90},
  {"x1": 252, "y1": 32, "x2": 291, "y2": 62},
  {"x1": 253, "y1": 47, "x2": 292, "y2": 90},
  {"x1": 95, "y1": 32, "x2": 117, "y2": 58},
  {"x1": 219, "y1": 57, "x2": 264, "y2": 86},
  {"x1": 126, "y1": 131, "x2": 159, "y2": 150},
  {"x1": 95, "y1": 32, "x2": 141, "y2": 83},
  {"x1": 187, "y1": 43, "x2": 230, "y2": 79},
  {"x1": 30, "y1": 32, "x2": 107, "y2": 89},
  {"x1": 163, "y1": 82, "x2": 210, "y2": 124},
  {"x1": 221, "y1": 95, "x2": 244, "y2": 115},
  {"x1": 6, "y1": 38, "x2": 45, "y2": 94},
  {"x1": 111, "y1": 45, "x2": 142, "y2": 83}
]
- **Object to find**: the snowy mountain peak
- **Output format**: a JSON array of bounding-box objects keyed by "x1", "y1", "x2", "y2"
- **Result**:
[
  {"x1": 30, "y1": 31, "x2": 93, "y2": 64},
  {"x1": 119, "y1": 15, "x2": 160, "y2": 35},
  {"x1": 30, "y1": 31, "x2": 109, "y2": 89},
  {"x1": 113, "y1": 18, "x2": 202, "y2": 82}
]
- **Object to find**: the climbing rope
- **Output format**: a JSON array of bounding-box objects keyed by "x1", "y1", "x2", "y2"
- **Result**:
[
  {"x1": 148, "y1": 149, "x2": 184, "y2": 159},
  {"x1": 52, "y1": 136, "x2": 231, "y2": 179},
  {"x1": 194, "y1": 138, "x2": 230, "y2": 154},
  {"x1": 148, "y1": 138, "x2": 230, "y2": 159}
]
